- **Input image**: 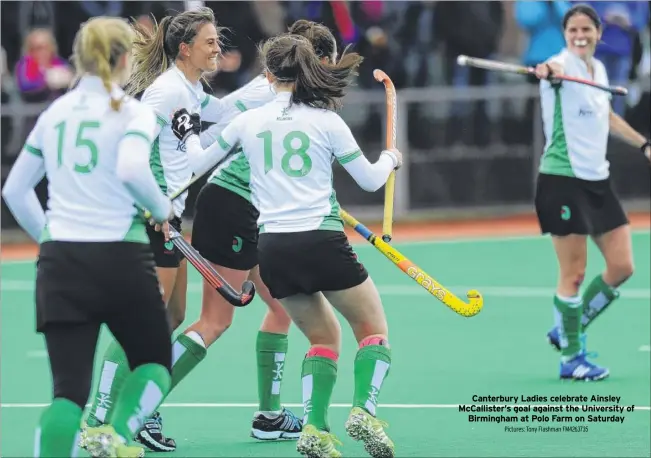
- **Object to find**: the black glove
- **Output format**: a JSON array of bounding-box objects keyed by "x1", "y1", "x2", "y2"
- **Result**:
[{"x1": 172, "y1": 108, "x2": 201, "y2": 141}]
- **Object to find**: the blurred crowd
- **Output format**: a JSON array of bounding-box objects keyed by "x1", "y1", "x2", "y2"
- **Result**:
[{"x1": 1, "y1": 1, "x2": 650, "y2": 153}]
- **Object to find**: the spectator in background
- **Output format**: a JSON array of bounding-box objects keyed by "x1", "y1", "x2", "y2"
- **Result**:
[
  {"x1": 135, "y1": 14, "x2": 154, "y2": 34},
  {"x1": 581, "y1": 1, "x2": 650, "y2": 116},
  {"x1": 515, "y1": 1, "x2": 571, "y2": 73},
  {"x1": 1, "y1": 45, "x2": 7, "y2": 88},
  {"x1": 14, "y1": 28, "x2": 72, "y2": 102},
  {"x1": 434, "y1": 1, "x2": 505, "y2": 147},
  {"x1": 514, "y1": 1, "x2": 570, "y2": 143},
  {"x1": 1, "y1": 45, "x2": 10, "y2": 153}
]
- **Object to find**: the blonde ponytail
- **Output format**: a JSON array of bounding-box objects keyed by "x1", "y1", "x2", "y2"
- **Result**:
[
  {"x1": 126, "y1": 16, "x2": 172, "y2": 97},
  {"x1": 71, "y1": 17, "x2": 134, "y2": 111}
]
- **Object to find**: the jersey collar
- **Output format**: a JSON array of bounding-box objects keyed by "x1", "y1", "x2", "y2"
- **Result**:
[
  {"x1": 76, "y1": 74, "x2": 125, "y2": 98},
  {"x1": 563, "y1": 48, "x2": 597, "y2": 75},
  {"x1": 274, "y1": 91, "x2": 292, "y2": 102},
  {"x1": 171, "y1": 64, "x2": 204, "y2": 100}
]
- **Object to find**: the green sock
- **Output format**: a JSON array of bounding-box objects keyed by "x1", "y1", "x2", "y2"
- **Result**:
[
  {"x1": 34, "y1": 398, "x2": 82, "y2": 457},
  {"x1": 301, "y1": 355, "x2": 337, "y2": 432},
  {"x1": 256, "y1": 331, "x2": 289, "y2": 412},
  {"x1": 86, "y1": 339, "x2": 130, "y2": 426},
  {"x1": 170, "y1": 332, "x2": 207, "y2": 390},
  {"x1": 353, "y1": 345, "x2": 391, "y2": 416},
  {"x1": 110, "y1": 363, "x2": 171, "y2": 442},
  {"x1": 554, "y1": 295, "x2": 583, "y2": 360},
  {"x1": 581, "y1": 275, "x2": 619, "y2": 328}
]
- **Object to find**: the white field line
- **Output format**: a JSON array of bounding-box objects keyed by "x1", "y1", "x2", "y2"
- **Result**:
[{"x1": 1, "y1": 402, "x2": 649, "y2": 411}]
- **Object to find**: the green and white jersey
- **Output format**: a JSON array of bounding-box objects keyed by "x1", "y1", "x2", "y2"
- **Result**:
[
  {"x1": 19, "y1": 76, "x2": 162, "y2": 243},
  {"x1": 202, "y1": 75, "x2": 275, "y2": 202},
  {"x1": 197, "y1": 91, "x2": 395, "y2": 233},
  {"x1": 142, "y1": 65, "x2": 215, "y2": 216},
  {"x1": 539, "y1": 49, "x2": 612, "y2": 181}
]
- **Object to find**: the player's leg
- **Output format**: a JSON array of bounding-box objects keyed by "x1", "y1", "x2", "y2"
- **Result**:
[
  {"x1": 166, "y1": 183, "x2": 244, "y2": 395},
  {"x1": 248, "y1": 263, "x2": 301, "y2": 440},
  {"x1": 257, "y1": 230, "x2": 376, "y2": 457},
  {"x1": 582, "y1": 182, "x2": 633, "y2": 329},
  {"x1": 35, "y1": 241, "x2": 143, "y2": 458},
  {"x1": 534, "y1": 174, "x2": 608, "y2": 381},
  {"x1": 85, "y1": 241, "x2": 172, "y2": 457},
  {"x1": 134, "y1": 249, "x2": 187, "y2": 451},
  {"x1": 172, "y1": 261, "x2": 241, "y2": 386},
  {"x1": 583, "y1": 225, "x2": 633, "y2": 326},
  {"x1": 85, "y1": 222, "x2": 180, "y2": 450},
  {"x1": 279, "y1": 292, "x2": 342, "y2": 455},
  {"x1": 316, "y1": 235, "x2": 394, "y2": 458},
  {"x1": 37, "y1": 322, "x2": 102, "y2": 458}
]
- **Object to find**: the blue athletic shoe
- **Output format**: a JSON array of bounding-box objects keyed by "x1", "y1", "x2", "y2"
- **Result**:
[
  {"x1": 547, "y1": 327, "x2": 562, "y2": 351},
  {"x1": 547, "y1": 328, "x2": 588, "y2": 353},
  {"x1": 560, "y1": 352, "x2": 609, "y2": 381}
]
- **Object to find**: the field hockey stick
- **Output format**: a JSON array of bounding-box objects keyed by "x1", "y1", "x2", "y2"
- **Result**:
[
  {"x1": 142, "y1": 140, "x2": 242, "y2": 219},
  {"x1": 167, "y1": 226, "x2": 255, "y2": 307},
  {"x1": 340, "y1": 209, "x2": 483, "y2": 317},
  {"x1": 456, "y1": 55, "x2": 628, "y2": 96},
  {"x1": 373, "y1": 69, "x2": 397, "y2": 243},
  {"x1": 142, "y1": 172, "x2": 205, "y2": 220}
]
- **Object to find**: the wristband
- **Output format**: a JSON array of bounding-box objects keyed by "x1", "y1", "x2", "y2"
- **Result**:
[
  {"x1": 641, "y1": 140, "x2": 650, "y2": 154},
  {"x1": 381, "y1": 149, "x2": 399, "y2": 169}
]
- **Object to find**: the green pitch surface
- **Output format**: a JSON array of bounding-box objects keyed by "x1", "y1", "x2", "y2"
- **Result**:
[{"x1": 2, "y1": 232, "x2": 650, "y2": 457}]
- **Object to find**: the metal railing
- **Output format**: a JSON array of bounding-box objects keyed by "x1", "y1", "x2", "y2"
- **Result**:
[{"x1": 2, "y1": 84, "x2": 649, "y2": 231}]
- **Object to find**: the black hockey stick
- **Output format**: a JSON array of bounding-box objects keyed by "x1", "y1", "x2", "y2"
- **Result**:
[{"x1": 168, "y1": 226, "x2": 255, "y2": 307}]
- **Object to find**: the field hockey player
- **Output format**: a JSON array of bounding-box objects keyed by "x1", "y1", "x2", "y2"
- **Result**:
[
  {"x1": 532, "y1": 3, "x2": 651, "y2": 381},
  {"x1": 81, "y1": 7, "x2": 229, "y2": 452},
  {"x1": 187, "y1": 19, "x2": 346, "y2": 442},
  {"x1": 172, "y1": 32, "x2": 402, "y2": 458},
  {"x1": 2, "y1": 16, "x2": 177, "y2": 458}
]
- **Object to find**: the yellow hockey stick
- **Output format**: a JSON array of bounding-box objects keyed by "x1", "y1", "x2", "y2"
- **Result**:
[
  {"x1": 373, "y1": 69, "x2": 397, "y2": 243},
  {"x1": 340, "y1": 209, "x2": 484, "y2": 317}
]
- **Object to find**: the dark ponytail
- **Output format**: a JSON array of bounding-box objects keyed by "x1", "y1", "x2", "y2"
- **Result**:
[
  {"x1": 260, "y1": 34, "x2": 363, "y2": 110},
  {"x1": 288, "y1": 19, "x2": 337, "y2": 62}
]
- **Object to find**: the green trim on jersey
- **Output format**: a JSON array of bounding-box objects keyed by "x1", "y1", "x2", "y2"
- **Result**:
[
  {"x1": 149, "y1": 137, "x2": 168, "y2": 194},
  {"x1": 539, "y1": 87, "x2": 575, "y2": 177},
  {"x1": 210, "y1": 149, "x2": 252, "y2": 203},
  {"x1": 217, "y1": 135, "x2": 231, "y2": 151},
  {"x1": 201, "y1": 95, "x2": 210, "y2": 109},
  {"x1": 39, "y1": 225, "x2": 51, "y2": 243},
  {"x1": 156, "y1": 115, "x2": 167, "y2": 127},
  {"x1": 337, "y1": 149, "x2": 362, "y2": 165},
  {"x1": 123, "y1": 130, "x2": 152, "y2": 144},
  {"x1": 24, "y1": 144, "x2": 43, "y2": 157},
  {"x1": 235, "y1": 100, "x2": 247, "y2": 112},
  {"x1": 39, "y1": 215, "x2": 148, "y2": 244},
  {"x1": 122, "y1": 216, "x2": 149, "y2": 243},
  {"x1": 318, "y1": 187, "x2": 344, "y2": 232}
]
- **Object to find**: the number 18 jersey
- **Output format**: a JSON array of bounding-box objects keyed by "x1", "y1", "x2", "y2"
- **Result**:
[{"x1": 216, "y1": 92, "x2": 363, "y2": 233}]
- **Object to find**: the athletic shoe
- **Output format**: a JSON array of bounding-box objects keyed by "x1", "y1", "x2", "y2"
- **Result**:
[
  {"x1": 251, "y1": 407, "x2": 302, "y2": 440},
  {"x1": 547, "y1": 328, "x2": 588, "y2": 353},
  {"x1": 560, "y1": 351, "x2": 609, "y2": 381},
  {"x1": 296, "y1": 424, "x2": 342, "y2": 458},
  {"x1": 547, "y1": 326, "x2": 562, "y2": 351},
  {"x1": 83, "y1": 424, "x2": 144, "y2": 457},
  {"x1": 135, "y1": 411, "x2": 176, "y2": 452},
  {"x1": 345, "y1": 407, "x2": 395, "y2": 458}
]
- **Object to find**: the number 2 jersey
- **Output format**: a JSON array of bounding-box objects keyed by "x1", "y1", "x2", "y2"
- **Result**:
[{"x1": 141, "y1": 64, "x2": 224, "y2": 217}]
